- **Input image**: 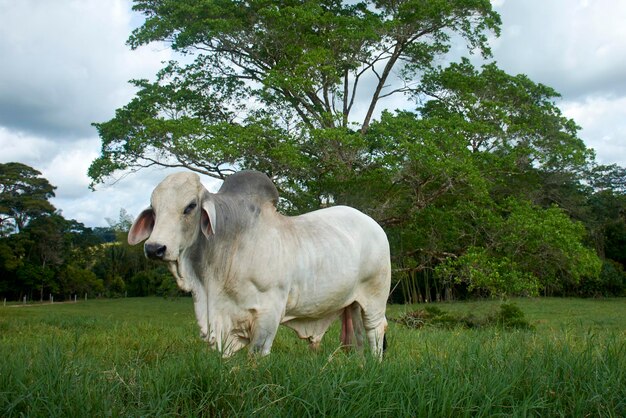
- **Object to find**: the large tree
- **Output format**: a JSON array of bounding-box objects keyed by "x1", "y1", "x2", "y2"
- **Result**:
[
  {"x1": 0, "y1": 162, "x2": 56, "y2": 236},
  {"x1": 89, "y1": 0, "x2": 500, "y2": 186},
  {"x1": 90, "y1": 0, "x2": 614, "y2": 299}
]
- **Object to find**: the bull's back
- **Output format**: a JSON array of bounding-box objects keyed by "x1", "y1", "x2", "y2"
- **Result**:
[{"x1": 280, "y1": 206, "x2": 390, "y2": 317}]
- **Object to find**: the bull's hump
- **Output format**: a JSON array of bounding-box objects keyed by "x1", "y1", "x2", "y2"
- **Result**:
[{"x1": 218, "y1": 170, "x2": 279, "y2": 207}]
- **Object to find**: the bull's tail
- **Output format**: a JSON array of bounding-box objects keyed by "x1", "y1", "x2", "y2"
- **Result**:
[{"x1": 340, "y1": 306, "x2": 354, "y2": 347}]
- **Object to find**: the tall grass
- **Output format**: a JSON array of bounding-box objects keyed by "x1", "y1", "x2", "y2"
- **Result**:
[{"x1": 1, "y1": 297, "x2": 624, "y2": 416}]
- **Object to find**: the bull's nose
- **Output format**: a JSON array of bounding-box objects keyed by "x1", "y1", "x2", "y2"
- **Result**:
[{"x1": 145, "y1": 243, "x2": 167, "y2": 260}]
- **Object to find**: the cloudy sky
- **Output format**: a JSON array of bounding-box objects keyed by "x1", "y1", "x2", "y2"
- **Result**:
[{"x1": 1, "y1": 0, "x2": 625, "y2": 228}]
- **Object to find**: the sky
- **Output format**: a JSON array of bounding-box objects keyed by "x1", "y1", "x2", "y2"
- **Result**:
[{"x1": 1, "y1": 0, "x2": 625, "y2": 228}]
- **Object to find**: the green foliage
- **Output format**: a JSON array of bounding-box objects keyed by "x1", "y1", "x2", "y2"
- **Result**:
[
  {"x1": 587, "y1": 189, "x2": 626, "y2": 265},
  {"x1": 59, "y1": 264, "x2": 105, "y2": 296},
  {"x1": 0, "y1": 162, "x2": 56, "y2": 235},
  {"x1": 491, "y1": 302, "x2": 533, "y2": 329},
  {"x1": 495, "y1": 200, "x2": 602, "y2": 293},
  {"x1": 435, "y1": 247, "x2": 539, "y2": 298},
  {"x1": 393, "y1": 305, "x2": 462, "y2": 329},
  {"x1": 90, "y1": 0, "x2": 500, "y2": 185},
  {"x1": 363, "y1": 62, "x2": 602, "y2": 301},
  {"x1": 578, "y1": 260, "x2": 626, "y2": 297},
  {"x1": 157, "y1": 274, "x2": 185, "y2": 299},
  {"x1": 126, "y1": 267, "x2": 182, "y2": 298},
  {"x1": 394, "y1": 302, "x2": 533, "y2": 330},
  {"x1": 419, "y1": 59, "x2": 591, "y2": 174},
  {"x1": 434, "y1": 199, "x2": 602, "y2": 297},
  {"x1": 0, "y1": 162, "x2": 172, "y2": 300}
]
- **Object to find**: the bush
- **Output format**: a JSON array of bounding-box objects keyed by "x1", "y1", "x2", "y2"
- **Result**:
[
  {"x1": 106, "y1": 275, "x2": 126, "y2": 297},
  {"x1": 490, "y1": 302, "x2": 534, "y2": 329},
  {"x1": 394, "y1": 302, "x2": 533, "y2": 330},
  {"x1": 156, "y1": 274, "x2": 186, "y2": 299},
  {"x1": 127, "y1": 269, "x2": 164, "y2": 297},
  {"x1": 577, "y1": 260, "x2": 626, "y2": 297},
  {"x1": 59, "y1": 264, "x2": 104, "y2": 297},
  {"x1": 435, "y1": 247, "x2": 540, "y2": 298}
]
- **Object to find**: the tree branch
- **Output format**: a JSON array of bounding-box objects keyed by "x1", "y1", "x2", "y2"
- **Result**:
[{"x1": 360, "y1": 42, "x2": 404, "y2": 134}]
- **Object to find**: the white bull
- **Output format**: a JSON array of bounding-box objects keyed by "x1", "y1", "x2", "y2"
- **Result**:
[{"x1": 128, "y1": 170, "x2": 391, "y2": 357}]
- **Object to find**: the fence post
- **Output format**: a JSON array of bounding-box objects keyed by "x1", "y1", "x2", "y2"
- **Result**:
[
  {"x1": 84, "y1": 292, "x2": 87, "y2": 301},
  {"x1": 23, "y1": 295, "x2": 26, "y2": 304}
]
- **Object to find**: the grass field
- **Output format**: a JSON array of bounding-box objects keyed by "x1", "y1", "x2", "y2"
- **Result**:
[{"x1": 1, "y1": 297, "x2": 624, "y2": 417}]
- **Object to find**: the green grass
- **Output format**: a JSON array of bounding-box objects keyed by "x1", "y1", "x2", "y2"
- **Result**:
[{"x1": 1, "y1": 297, "x2": 625, "y2": 417}]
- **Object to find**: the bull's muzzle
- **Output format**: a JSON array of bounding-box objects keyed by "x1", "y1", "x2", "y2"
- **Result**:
[{"x1": 145, "y1": 242, "x2": 167, "y2": 260}]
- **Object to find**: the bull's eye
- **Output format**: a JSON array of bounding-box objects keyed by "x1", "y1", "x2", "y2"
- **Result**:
[{"x1": 184, "y1": 202, "x2": 197, "y2": 215}]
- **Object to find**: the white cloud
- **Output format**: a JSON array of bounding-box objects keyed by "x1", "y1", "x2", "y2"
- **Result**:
[
  {"x1": 481, "y1": 1, "x2": 626, "y2": 168},
  {"x1": 491, "y1": 1, "x2": 626, "y2": 99},
  {"x1": 0, "y1": 0, "x2": 171, "y2": 138},
  {"x1": 0, "y1": 127, "x2": 57, "y2": 164},
  {"x1": 55, "y1": 170, "x2": 158, "y2": 227},
  {"x1": 40, "y1": 139, "x2": 100, "y2": 199},
  {"x1": 561, "y1": 95, "x2": 626, "y2": 166}
]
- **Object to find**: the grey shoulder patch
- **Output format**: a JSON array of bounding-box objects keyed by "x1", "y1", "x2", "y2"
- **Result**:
[{"x1": 218, "y1": 170, "x2": 279, "y2": 206}]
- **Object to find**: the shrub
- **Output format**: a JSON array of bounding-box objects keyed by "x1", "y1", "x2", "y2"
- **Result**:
[
  {"x1": 394, "y1": 302, "x2": 533, "y2": 330},
  {"x1": 577, "y1": 260, "x2": 626, "y2": 297},
  {"x1": 490, "y1": 302, "x2": 534, "y2": 329}
]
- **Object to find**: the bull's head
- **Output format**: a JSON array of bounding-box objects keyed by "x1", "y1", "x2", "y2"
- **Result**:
[
  {"x1": 128, "y1": 170, "x2": 278, "y2": 282},
  {"x1": 128, "y1": 172, "x2": 216, "y2": 269}
]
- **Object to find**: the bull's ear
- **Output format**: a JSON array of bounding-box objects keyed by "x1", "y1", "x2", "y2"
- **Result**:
[
  {"x1": 128, "y1": 208, "x2": 154, "y2": 245},
  {"x1": 201, "y1": 199, "x2": 217, "y2": 237}
]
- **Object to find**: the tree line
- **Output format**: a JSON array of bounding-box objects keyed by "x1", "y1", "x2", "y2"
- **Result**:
[
  {"x1": 1, "y1": 155, "x2": 624, "y2": 302},
  {"x1": 0, "y1": 163, "x2": 180, "y2": 301}
]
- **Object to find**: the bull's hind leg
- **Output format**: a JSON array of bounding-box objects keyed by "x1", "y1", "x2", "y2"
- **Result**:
[
  {"x1": 362, "y1": 311, "x2": 387, "y2": 359},
  {"x1": 360, "y1": 262, "x2": 391, "y2": 359},
  {"x1": 358, "y1": 288, "x2": 389, "y2": 360}
]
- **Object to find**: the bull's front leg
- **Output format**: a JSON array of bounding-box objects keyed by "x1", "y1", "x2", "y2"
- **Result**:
[
  {"x1": 249, "y1": 308, "x2": 282, "y2": 356},
  {"x1": 191, "y1": 288, "x2": 209, "y2": 341}
]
